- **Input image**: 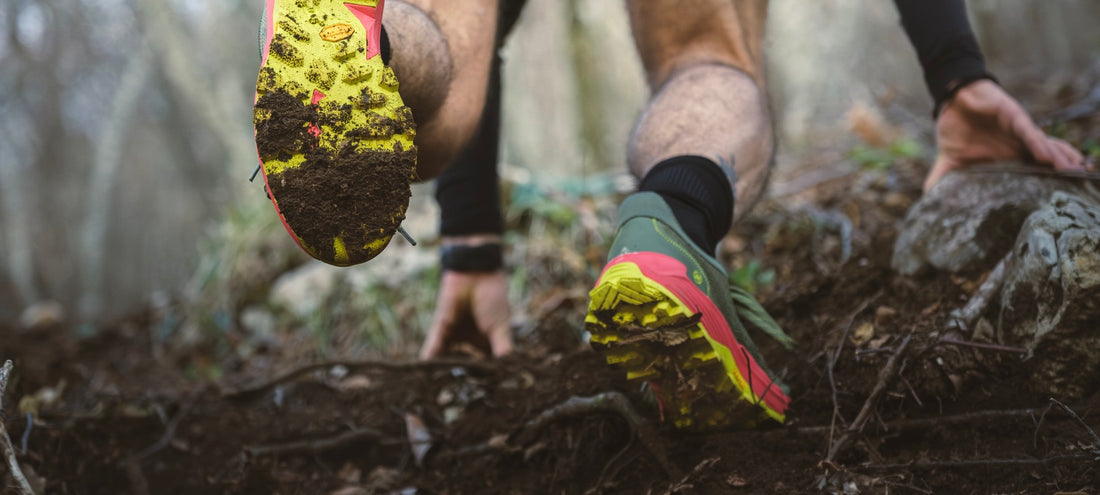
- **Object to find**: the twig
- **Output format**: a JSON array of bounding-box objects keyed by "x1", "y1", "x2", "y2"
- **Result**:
[
  {"x1": 825, "y1": 335, "x2": 911, "y2": 463},
  {"x1": 862, "y1": 454, "x2": 1093, "y2": 471},
  {"x1": 119, "y1": 389, "x2": 201, "y2": 465},
  {"x1": 663, "y1": 456, "x2": 719, "y2": 495},
  {"x1": 0, "y1": 360, "x2": 35, "y2": 495},
  {"x1": 1050, "y1": 398, "x2": 1100, "y2": 452},
  {"x1": 826, "y1": 294, "x2": 882, "y2": 458},
  {"x1": 937, "y1": 333, "x2": 1027, "y2": 354},
  {"x1": 117, "y1": 389, "x2": 203, "y2": 495},
  {"x1": 796, "y1": 407, "x2": 1047, "y2": 436},
  {"x1": 222, "y1": 358, "x2": 497, "y2": 401},
  {"x1": 514, "y1": 392, "x2": 680, "y2": 479},
  {"x1": 245, "y1": 427, "x2": 382, "y2": 457}
]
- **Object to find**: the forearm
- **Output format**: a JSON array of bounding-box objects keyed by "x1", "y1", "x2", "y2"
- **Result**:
[{"x1": 894, "y1": 0, "x2": 995, "y2": 115}]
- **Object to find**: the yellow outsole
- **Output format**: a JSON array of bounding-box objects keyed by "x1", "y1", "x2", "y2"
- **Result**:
[
  {"x1": 254, "y1": 0, "x2": 416, "y2": 266},
  {"x1": 586, "y1": 262, "x2": 776, "y2": 429}
]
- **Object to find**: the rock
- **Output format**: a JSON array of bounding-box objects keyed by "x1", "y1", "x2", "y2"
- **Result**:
[
  {"x1": 269, "y1": 263, "x2": 343, "y2": 317},
  {"x1": 998, "y1": 192, "x2": 1100, "y2": 398},
  {"x1": 891, "y1": 167, "x2": 1093, "y2": 276},
  {"x1": 19, "y1": 301, "x2": 66, "y2": 331}
]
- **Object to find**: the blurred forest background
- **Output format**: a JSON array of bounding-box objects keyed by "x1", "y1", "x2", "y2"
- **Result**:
[{"x1": 1, "y1": 0, "x2": 1098, "y2": 333}]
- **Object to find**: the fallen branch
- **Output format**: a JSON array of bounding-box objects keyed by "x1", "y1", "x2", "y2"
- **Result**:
[
  {"x1": 223, "y1": 358, "x2": 497, "y2": 401},
  {"x1": 825, "y1": 335, "x2": 911, "y2": 463},
  {"x1": 0, "y1": 360, "x2": 35, "y2": 495},
  {"x1": 245, "y1": 428, "x2": 382, "y2": 457}
]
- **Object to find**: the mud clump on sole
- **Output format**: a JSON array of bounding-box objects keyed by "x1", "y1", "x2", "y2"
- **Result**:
[
  {"x1": 268, "y1": 143, "x2": 415, "y2": 263},
  {"x1": 254, "y1": 89, "x2": 314, "y2": 160},
  {"x1": 255, "y1": 88, "x2": 417, "y2": 264}
]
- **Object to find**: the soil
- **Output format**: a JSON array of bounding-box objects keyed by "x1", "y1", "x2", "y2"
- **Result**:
[
  {"x1": 254, "y1": 88, "x2": 416, "y2": 263},
  {"x1": 3, "y1": 164, "x2": 1099, "y2": 494}
]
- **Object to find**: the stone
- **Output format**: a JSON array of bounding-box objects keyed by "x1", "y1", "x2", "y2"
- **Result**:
[
  {"x1": 998, "y1": 192, "x2": 1100, "y2": 398},
  {"x1": 891, "y1": 166, "x2": 1093, "y2": 276}
]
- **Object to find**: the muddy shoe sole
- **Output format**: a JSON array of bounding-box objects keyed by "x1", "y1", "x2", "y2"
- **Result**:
[
  {"x1": 254, "y1": 0, "x2": 416, "y2": 266},
  {"x1": 586, "y1": 254, "x2": 788, "y2": 429}
]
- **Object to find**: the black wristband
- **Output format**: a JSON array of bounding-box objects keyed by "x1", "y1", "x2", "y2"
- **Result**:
[{"x1": 441, "y1": 243, "x2": 504, "y2": 272}]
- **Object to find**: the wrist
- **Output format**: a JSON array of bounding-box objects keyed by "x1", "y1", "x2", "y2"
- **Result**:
[{"x1": 440, "y1": 235, "x2": 504, "y2": 272}]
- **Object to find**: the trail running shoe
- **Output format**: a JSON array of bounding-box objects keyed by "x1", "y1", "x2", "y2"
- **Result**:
[
  {"x1": 586, "y1": 192, "x2": 794, "y2": 429},
  {"x1": 254, "y1": 0, "x2": 416, "y2": 266}
]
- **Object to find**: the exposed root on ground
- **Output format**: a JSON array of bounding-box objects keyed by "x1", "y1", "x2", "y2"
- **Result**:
[
  {"x1": 245, "y1": 428, "x2": 383, "y2": 457},
  {"x1": 1, "y1": 360, "x2": 35, "y2": 495},
  {"x1": 440, "y1": 391, "x2": 680, "y2": 480},
  {"x1": 222, "y1": 357, "x2": 498, "y2": 401}
]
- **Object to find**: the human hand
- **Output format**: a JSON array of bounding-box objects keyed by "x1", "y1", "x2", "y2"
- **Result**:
[
  {"x1": 926, "y1": 79, "x2": 1091, "y2": 192},
  {"x1": 420, "y1": 269, "x2": 513, "y2": 360}
]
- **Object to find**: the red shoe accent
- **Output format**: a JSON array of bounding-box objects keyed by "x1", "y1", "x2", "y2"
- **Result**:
[
  {"x1": 344, "y1": 0, "x2": 385, "y2": 60},
  {"x1": 599, "y1": 252, "x2": 791, "y2": 415}
]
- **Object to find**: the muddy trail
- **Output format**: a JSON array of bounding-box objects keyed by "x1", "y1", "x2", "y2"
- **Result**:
[{"x1": 3, "y1": 158, "x2": 1100, "y2": 494}]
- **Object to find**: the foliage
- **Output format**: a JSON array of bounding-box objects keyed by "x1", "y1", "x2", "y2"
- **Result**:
[
  {"x1": 848, "y1": 138, "x2": 923, "y2": 171},
  {"x1": 728, "y1": 259, "x2": 776, "y2": 296}
]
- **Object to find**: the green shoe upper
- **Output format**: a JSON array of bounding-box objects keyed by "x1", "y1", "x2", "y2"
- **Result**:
[{"x1": 608, "y1": 191, "x2": 793, "y2": 393}]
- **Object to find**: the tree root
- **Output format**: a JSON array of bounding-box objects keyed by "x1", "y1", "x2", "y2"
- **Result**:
[
  {"x1": 222, "y1": 358, "x2": 497, "y2": 402},
  {"x1": 1, "y1": 360, "x2": 35, "y2": 495},
  {"x1": 440, "y1": 391, "x2": 681, "y2": 480},
  {"x1": 244, "y1": 427, "x2": 383, "y2": 457}
]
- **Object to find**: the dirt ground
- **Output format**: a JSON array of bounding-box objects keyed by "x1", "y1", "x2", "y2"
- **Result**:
[
  {"x1": 4, "y1": 156, "x2": 1100, "y2": 495},
  {"x1": 5, "y1": 89, "x2": 1100, "y2": 493}
]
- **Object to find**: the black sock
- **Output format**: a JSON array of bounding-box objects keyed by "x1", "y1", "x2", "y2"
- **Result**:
[{"x1": 638, "y1": 156, "x2": 735, "y2": 256}]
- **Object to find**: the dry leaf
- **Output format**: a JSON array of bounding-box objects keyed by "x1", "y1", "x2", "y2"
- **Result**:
[
  {"x1": 404, "y1": 413, "x2": 432, "y2": 467},
  {"x1": 850, "y1": 322, "x2": 875, "y2": 346}
]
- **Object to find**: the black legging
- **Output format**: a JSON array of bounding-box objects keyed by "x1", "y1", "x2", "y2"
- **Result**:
[{"x1": 433, "y1": 0, "x2": 528, "y2": 237}]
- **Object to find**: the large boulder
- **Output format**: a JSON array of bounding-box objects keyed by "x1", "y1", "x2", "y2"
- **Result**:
[
  {"x1": 998, "y1": 192, "x2": 1100, "y2": 397},
  {"x1": 892, "y1": 167, "x2": 1092, "y2": 276}
]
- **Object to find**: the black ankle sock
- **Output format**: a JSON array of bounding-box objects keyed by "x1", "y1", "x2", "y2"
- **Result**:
[
  {"x1": 380, "y1": 25, "x2": 391, "y2": 65},
  {"x1": 639, "y1": 156, "x2": 735, "y2": 256}
]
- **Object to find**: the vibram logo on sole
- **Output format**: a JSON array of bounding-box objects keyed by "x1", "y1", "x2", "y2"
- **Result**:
[{"x1": 320, "y1": 23, "x2": 354, "y2": 42}]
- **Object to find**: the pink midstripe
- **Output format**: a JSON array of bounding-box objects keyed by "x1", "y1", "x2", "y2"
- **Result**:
[
  {"x1": 344, "y1": 0, "x2": 385, "y2": 59},
  {"x1": 598, "y1": 252, "x2": 791, "y2": 414}
]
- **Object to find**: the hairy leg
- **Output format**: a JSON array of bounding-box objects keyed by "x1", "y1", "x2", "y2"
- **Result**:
[
  {"x1": 626, "y1": 0, "x2": 773, "y2": 221},
  {"x1": 384, "y1": 0, "x2": 499, "y2": 179}
]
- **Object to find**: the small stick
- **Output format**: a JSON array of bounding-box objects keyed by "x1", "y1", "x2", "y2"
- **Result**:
[
  {"x1": 223, "y1": 358, "x2": 496, "y2": 401},
  {"x1": 825, "y1": 335, "x2": 911, "y2": 463},
  {"x1": 119, "y1": 389, "x2": 201, "y2": 465},
  {"x1": 937, "y1": 334, "x2": 1027, "y2": 354},
  {"x1": 245, "y1": 428, "x2": 382, "y2": 457},
  {"x1": 0, "y1": 360, "x2": 35, "y2": 495},
  {"x1": 396, "y1": 226, "x2": 417, "y2": 246},
  {"x1": 862, "y1": 453, "x2": 1092, "y2": 471},
  {"x1": 514, "y1": 392, "x2": 680, "y2": 479},
  {"x1": 825, "y1": 294, "x2": 882, "y2": 457},
  {"x1": 1050, "y1": 398, "x2": 1100, "y2": 451},
  {"x1": 795, "y1": 407, "x2": 1046, "y2": 436}
]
